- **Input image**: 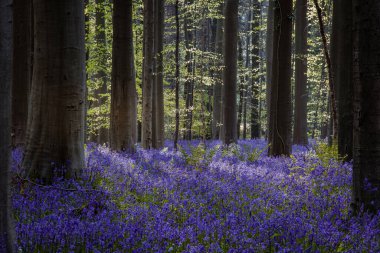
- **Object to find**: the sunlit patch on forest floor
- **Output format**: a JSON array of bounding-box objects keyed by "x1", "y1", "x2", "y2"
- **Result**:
[{"x1": 12, "y1": 140, "x2": 380, "y2": 252}]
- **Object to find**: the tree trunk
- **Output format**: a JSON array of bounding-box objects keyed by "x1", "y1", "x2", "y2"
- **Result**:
[
  {"x1": 93, "y1": 0, "x2": 109, "y2": 145},
  {"x1": 174, "y1": 0, "x2": 180, "y2": 150},
  {"x1": 352, "y1": 0, "x2": 380, "y2": 213},
  {"x1": 265, "y1": 0, "x2": 274, "y2": 140},
  {"x1": 152, "y1": 0, "x2": 165, "y2": 149},
  {"x1": 335, "y1": 0, "x2": 353, "y2": 160},
  {"x1": 22, "y1": 0, "x2": 86, "y2": 182},
  {"x1": 142, "y1": 0, "x2": 154, "y2": 149},
  {"x1": 237, "y1": 39, "x2": 244, "y2": 139},
  {"x1": 0, "y1": 0, "x2": 15, "y2": 251},
  {"x1": 268, "y1": 0, "x2": 293, "y2": 156},
  {"x1": 110, "y1": 0, "x2": 137, "y2": 152},
  {"x1": 12, "y1": 0, "x2": 33, "y2": 148},
  {"x1": 222, "y1": 0, "x2": 239, "y2": 145},
  {"x1": 251, "y1": 0, "x2": 260, "y2": 139},
  {"x1": 293, "y1": 0, "x2": 308, "y2": 145},
  {"x1": 212, "y1": 2, "x2": 224, "y2": 140}
]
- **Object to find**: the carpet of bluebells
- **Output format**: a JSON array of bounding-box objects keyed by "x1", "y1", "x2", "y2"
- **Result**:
[{"x1": 12, "y1": 140, "x2": 380, "y2": 252}]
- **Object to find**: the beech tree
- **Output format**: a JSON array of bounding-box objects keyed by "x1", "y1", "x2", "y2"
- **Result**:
[
  {"x1": 0, "y1": 0, "x2": 15, "y2": 251},
  {"x1": 12, "y1": 0, "x2": 33, "y2": 147},
  {"x1": 22, "y1": 0, "x2": 86, "y2": 181},
  {"x1": 352, "y1": 0, "x2": 380, "y2": 213},
  {"x1": 142, "y1": 0, "x2": 154, "y2": 149},
  {"x1": 293, "y1": 0, "x2": 308, "y2": 145},
  {"x1": 222, "y1": 0, "x2": 239, "y2": 145},
  {"x1": 110, "y1": 0, "x2": 137, "y2": 152},
  {"x1": 268, "y1": 0, "x2": 293, "y2": 156}
]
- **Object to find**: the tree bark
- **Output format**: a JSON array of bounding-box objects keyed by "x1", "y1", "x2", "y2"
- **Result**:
[
  {"x1": 212, "y1": 2, "x2": 224, "y2": 140},
  {"x1": 12, "y1": 0, "x2": 33, "y2": 148},
  {"x1": 268, "y1": 0, "x2": 293, "y2": 156},
  {"x1": 293, "y1": 0, "x2": 308, "y2": 145},
  {"x1": 174, "y1": 0, "x2": 180, "y2": 150},
  {"x1": 110, "y1": 0, "x2": 137, "y2": 152},
  {"x1": 0, "y1": 0, "x2": 15, "y2": 251},
  {"x1": 352, "y1": 0, "x2": 380, "y2": 213},
  {"x1": 22, "y1": 0, "x2": 86, "y2": 182},
  {"x1": 335, "y1": 0, "x2": 353, "y2": 160},
  {"x1": 222, "y1": 0, "x2": 239, "y2": 145},
  {"x1": 265, "y1": 0, "x2": 274, "y2": 140},
  {"x1": 251, "y1": 0, "x2": 260, "y2": 139},
  {"x1": 142, "y1": 0, "x2": 154, "y2": 149},
  {"x1": 152, "y1": 0, "x2": 165, "y2": 149}
]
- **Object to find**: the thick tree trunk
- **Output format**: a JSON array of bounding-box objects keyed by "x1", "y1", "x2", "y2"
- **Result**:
[
  {"x1": 265, "y1": 0, "x2": 274, "y2": 140},
  {"x1": 222, "y1": 0, "x2": 239, "y2": 145},
  {"x1": 22, "y1": 0, "x2": 86, "y2": 182},
  {"x1": 268, "y1": 0, "x2": 293, "y2": 156},
  {"x1": 12, "y1": 0, "x2": 33, "y2": 148},
  {"x1": 293, "y1": 0, "x2": 308, "y2": 145},
  {"x1": 0, "y1": 0, "x2": 15, "y2": 251},
  {"x1": 152, "y1": 0, "x2": 165, "y2": 149},
  {"x1": 335, "y1": 0, "x2": 353, "y2": 160},
  {"x1": 110, "y1": 0, "x2": 137, "y2": 152},
  {"x1": 352, "y1": 0, "x2": 380, "y2": 213},
  {"x1": 142, "y1": 0, "x2": 154, "y2": 149},
  {"x1": 212, "y1": 3, "x2": 224, "y2": 140}
]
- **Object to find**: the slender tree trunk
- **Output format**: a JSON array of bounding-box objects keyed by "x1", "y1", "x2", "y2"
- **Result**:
[
  {"x1": 152, "y1": 0, "x2": 165, "y2": 149},
  {"x1": 293, "y1": 0, "x2": 308, "y2": 145},
  {"x1": 313, "y1": 0, "x2": 338, "y2": 141},
  {"x1": 237, "y1": 40, "x2": 244, "y2": 139},
  {"x1": 110, "y1": 0, "x2": 137, "y2": 152},
  {"x1": 335, "y1": 0, "x2": 353, "y2": 160},
  {"x1": 142, "y1": 0, "x2": 154, "y2": 149},
  {"x1": 222, "y1": 0, "x2": 239, "y2": 145},
  {"x1": 92, "y1": 0, "x2": 109, "y2": 144},
  {"x1": 0, "y1": 0, "x2": 15, "y2": 251},
  {"x1": 22, "y1": 0, "x2": 86, "y2": 182},
  {"x1": 174, "y1": 0, "x2": 180, "y2": 150},
  {"x1": 84, "y1": 0, "x2": 90, "y2": 142},
  {"x1": 265, "y1": 0, "x2": 274, "y2": 140},
  {"x1": 183, "y1": 0, "x2": 194, "y2": 140},
  {"x1": 212, "y1": 2, "x2": 224, "y2": 139},
  {"x1": 268, "y1": 0, "x2": 293, "y2": 156},
  {"x1": 12, "y1": 0, "x2": 33, "y2": 148},
  {"x1": 352, "y1": 0, "x2": 380, "y2": 213},
  {"x1": 251, "y1": 0, "x2": 260, "y2": 139}
]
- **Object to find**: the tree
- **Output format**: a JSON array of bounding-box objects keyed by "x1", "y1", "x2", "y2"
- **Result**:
[
  {"x1": 12, "y1": 0, "x2": 33, "y2": 147},
  {"x1": 141, "y1": 0, "x2": 154, "y2": 149},
  {"x1": 352, "y1": 0, "x2": 380, "y2": 213},
  {"x1": 251, "y1": 0, "x2": 260, "y2": 139},
  {"x1": 0, "y1": 1, "x2": 15, "y2": 251},
  {"x1": 265, "y1": 0, "x2": 274, "y2": 140},
  {"x1": 335, "y1": 0, "x2": 353, "y2": 160},
  {"x1": 110, "y1": 0, "x2": 137, "y2": 152},
  {"x1": 152, "y1": 0, "x2": 165, "y2": 149},
  {"x1": 293, "y1": 0, "x2": 308, "y2": 145},
  {"x1": 268, "y1": 0, "x2": 293, "y2": 156},
  {"x1": 174, "y1": 0, "x2": 180, "y2": 150},
  {"x1": 22, "y1": 0, "x2": 86, "y2": 182},
  {"x1": 212, "y1": 2, "x2": 224, "y2": 139},
  {"x1": 222, "y1": 0, "x2": 239, "y2": 145}
]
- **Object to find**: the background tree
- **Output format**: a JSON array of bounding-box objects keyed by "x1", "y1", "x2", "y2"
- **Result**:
[
  {"x1": 222, "y1": 0, "x2": 239, "y2": 145},
  {"x1": 174, "y1": 0, "x2": 180, "y2": 150},
  {"x1": 293, "y1": 0, "x2": 308, "y2": 145},
  {"x1": 268, "y1": 0, "x2": 293, "y2": 156},
  {"x1": 352, "y1": 0, "x2": 380, "y2": 213},
  {"x1": 110, "y1": 0, "x2": 137, "y2": 152},
  {"x1": 0, "y1": 0, "x2": 15, "y2": 251},
  {"x1": 12, "y1": 0, "x2": 33, "y2": 147},
  {"x1": 22, "y1": 0, "x2": 86, "y2": 182}
]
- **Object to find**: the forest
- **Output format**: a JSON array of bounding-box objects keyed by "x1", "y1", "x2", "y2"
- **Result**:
[{"x1": 0, "y1": 0, "x2": 380, "y2": 252}]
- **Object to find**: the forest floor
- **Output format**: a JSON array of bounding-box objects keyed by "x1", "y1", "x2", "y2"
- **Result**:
[{"x1": 12, "y1": 140, "x2": 380, "y2": 252}]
